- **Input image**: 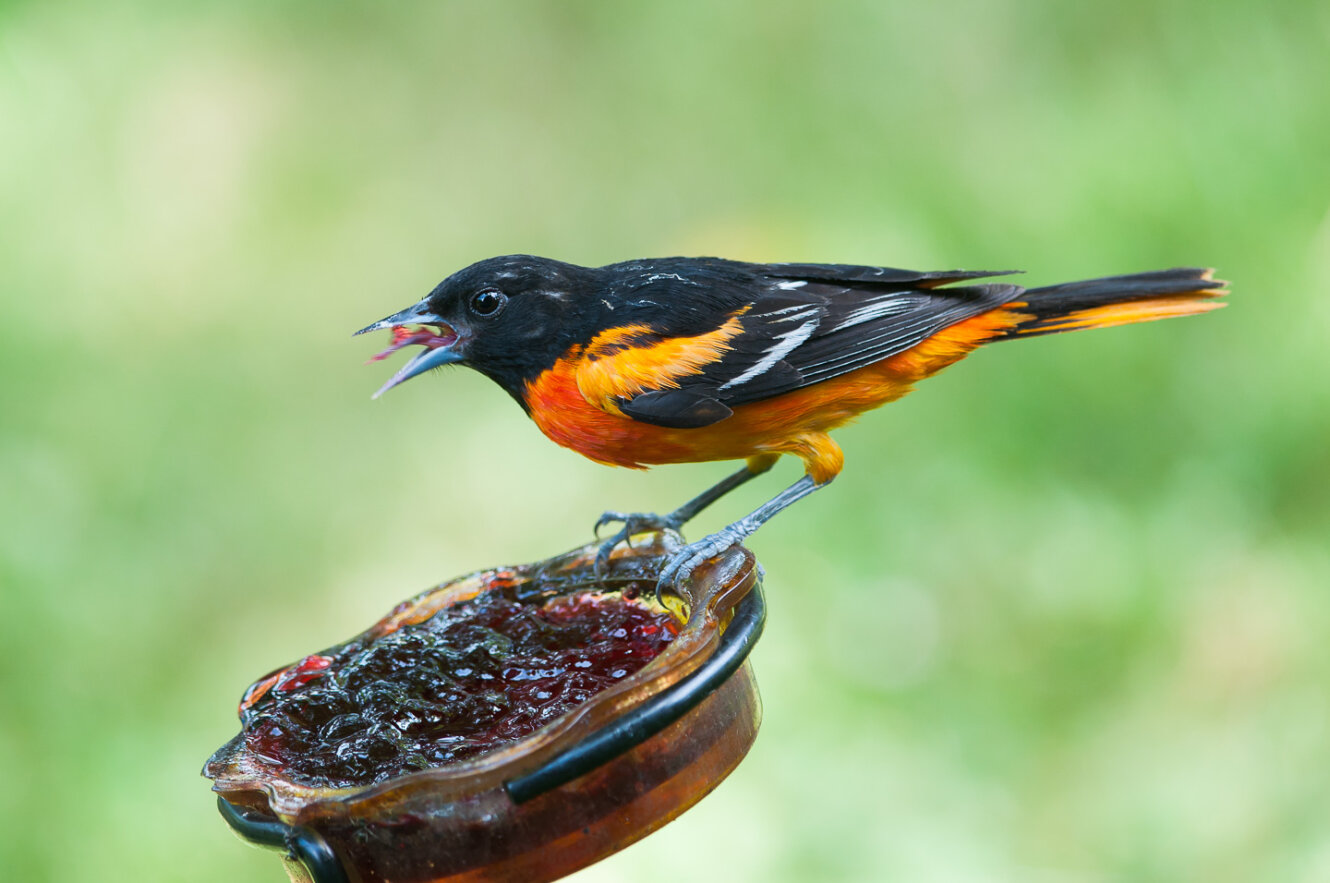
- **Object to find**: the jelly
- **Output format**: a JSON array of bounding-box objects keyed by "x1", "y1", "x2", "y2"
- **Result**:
[{"x1": 239, "y1": 590, "x2": 679, "y2": 789}]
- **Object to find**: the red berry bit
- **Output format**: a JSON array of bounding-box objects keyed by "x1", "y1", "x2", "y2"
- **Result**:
[{"x1": 275, "y1": 655, "x2": 333, "y2": 693}]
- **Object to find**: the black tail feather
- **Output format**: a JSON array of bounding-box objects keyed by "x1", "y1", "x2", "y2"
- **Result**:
[{"x1": 1000, "y1": 267, "x2": 1226, "y2": 339}]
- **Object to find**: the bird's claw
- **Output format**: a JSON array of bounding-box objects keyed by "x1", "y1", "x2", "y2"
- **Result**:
[
  {"x1": 595, "y1": 510, "x2": 681, "y2": 538},
  {"x1": 593, "y1": 511, "x2": 630, "y2": 538},
  {"x1": 653, "y1": 525, "x2": 748, "y2": 605},
  {"x1": 592, "y1": 510, "x2": 682, "y2": 583}
]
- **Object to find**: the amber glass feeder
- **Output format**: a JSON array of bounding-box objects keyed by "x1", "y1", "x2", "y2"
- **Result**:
[{"x1": 204, "y1": 531, "x2": 764, "y2": 883}]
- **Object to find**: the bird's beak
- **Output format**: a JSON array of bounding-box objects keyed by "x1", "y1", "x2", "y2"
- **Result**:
[{"x1": 355, "y1": 302, "x2": 464, "y2": 399}]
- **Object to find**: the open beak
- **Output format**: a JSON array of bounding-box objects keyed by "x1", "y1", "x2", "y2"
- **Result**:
[{"x1": 355, "y1": 303, "x2": 464, "y2": 399}]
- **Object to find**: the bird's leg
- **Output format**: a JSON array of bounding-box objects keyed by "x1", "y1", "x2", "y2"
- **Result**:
[
  {"x1": 594, "y1": 464, "x2": 761, "y2": 537},
  {"x1": 654, "y1": 473, "x2": 829, "y2": 600},
  {"x1": 594, "y1": 455, "x2": 778, "y2": 579}
]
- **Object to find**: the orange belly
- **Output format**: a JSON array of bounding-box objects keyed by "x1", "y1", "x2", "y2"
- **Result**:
[{"x1": 522, "y1": 308, "x2": 1023, "y2": 483}]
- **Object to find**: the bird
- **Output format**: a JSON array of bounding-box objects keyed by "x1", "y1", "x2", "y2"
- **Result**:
[{"x1": 357, "y1": 255, "x2": 1225, "y2": 594}]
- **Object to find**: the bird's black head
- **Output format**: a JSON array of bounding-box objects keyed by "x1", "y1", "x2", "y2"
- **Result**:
[{"x1": 357, "y1": 255, "x2": 600, "y2": 403}]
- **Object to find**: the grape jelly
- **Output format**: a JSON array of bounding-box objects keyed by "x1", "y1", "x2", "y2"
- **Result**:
[{"x1": 238, "y1": 590, "x2": 680, "y2": 789}]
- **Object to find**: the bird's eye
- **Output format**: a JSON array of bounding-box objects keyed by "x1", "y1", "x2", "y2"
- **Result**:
[{"x1": 469, "y1": 289, "x2": 507, "y2": 318}]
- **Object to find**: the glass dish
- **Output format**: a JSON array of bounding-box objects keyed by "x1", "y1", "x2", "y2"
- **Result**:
[{"x1": 205, "y1": 530, "x2": 764, "y2": 883}]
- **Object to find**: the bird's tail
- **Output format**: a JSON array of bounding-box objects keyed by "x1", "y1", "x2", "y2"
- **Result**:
[{"x1": 995, "y1": 267, "x2": 1227, "y2": 339}]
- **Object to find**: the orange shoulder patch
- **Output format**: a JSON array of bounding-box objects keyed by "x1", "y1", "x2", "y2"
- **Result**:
[{"x1": 574, "y1": 309, "x2": 748, "y2": 414}]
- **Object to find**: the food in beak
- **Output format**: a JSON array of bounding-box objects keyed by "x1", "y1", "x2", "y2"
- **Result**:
[
  {"x1": 367, "y1": 323, "x2": 458, "y2": 363},
  {"x1": 366, "y1": 323, "x2": 462, "y2": 399}
]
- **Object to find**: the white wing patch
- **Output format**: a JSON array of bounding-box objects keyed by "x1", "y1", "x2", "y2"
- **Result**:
[
  {"x1": 718, "y1": 314, "x2": 820, "y2": 390},
  {"x1": 830, "y1": 294, "x2": 925, "y2": 332},
  {"x1": 758, "y1": 303, "x2": 815, "y2": 320}
]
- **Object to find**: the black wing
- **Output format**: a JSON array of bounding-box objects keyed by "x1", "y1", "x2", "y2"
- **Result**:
[
  {"x1": 763, "y1": 262, "x2": 1015, "y2": 289},
  {"x1": 611, "y1": 261, "x2": 1022, "y2": 427}
]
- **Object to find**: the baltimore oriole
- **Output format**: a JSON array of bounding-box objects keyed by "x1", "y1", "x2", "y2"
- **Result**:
[{"x1": 357, "y1": 256, "x2": 1225, "y2": 593}]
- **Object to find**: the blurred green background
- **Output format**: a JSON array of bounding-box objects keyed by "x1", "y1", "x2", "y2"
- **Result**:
[{"x1": 3, "y1": 1, "x2": 1329, "y2": 880}]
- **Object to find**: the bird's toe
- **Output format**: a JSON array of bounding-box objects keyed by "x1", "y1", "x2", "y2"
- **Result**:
[{"x1": 652, "y1": 528, "x2": 745, "y2": 604}]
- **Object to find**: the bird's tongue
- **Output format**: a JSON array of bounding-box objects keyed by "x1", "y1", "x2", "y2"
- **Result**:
[{"x1": 367, "y1": 323, "x2": 458, "y2": 363}]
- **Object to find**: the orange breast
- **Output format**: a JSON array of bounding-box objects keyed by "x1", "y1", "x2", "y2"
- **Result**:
[{"x1": 522, "y1": 308, "x2": 1023, "y2": 481}]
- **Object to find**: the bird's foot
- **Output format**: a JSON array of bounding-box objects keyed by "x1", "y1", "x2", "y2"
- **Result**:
[
  {"x1": 654, "y1": 523, "x2": 751, "y2": 604},
  {"x1": 593, "y1": 511, "x2": 684, "y2": 581}
]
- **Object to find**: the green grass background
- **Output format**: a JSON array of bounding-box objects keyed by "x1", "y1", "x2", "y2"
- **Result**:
[{"x1": 3, "y1": 1, "x2": 1329, "y2": 880}]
